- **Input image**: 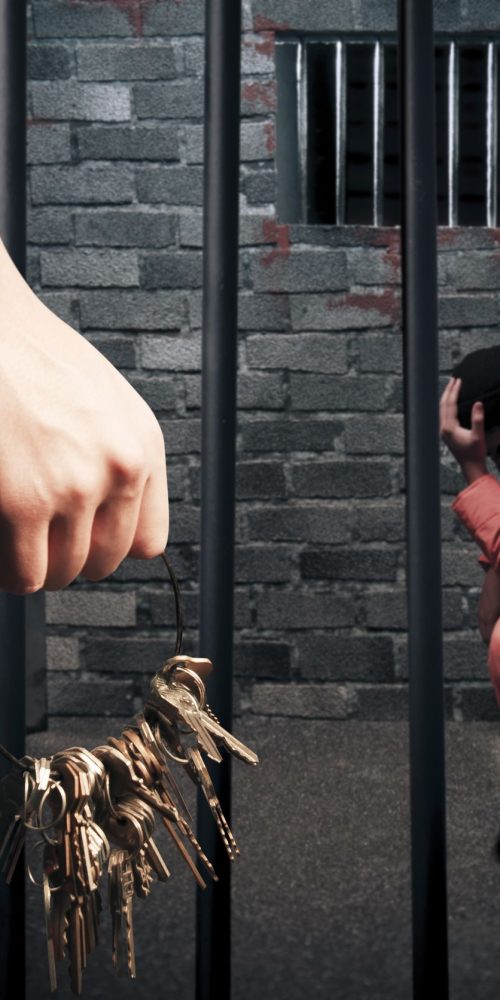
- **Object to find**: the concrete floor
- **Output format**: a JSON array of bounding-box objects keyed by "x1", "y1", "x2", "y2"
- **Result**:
[{"x1": 20, "y1": 717, "x2": 500, "y2": 999}]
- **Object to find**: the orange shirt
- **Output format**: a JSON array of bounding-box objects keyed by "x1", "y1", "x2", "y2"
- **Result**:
[{"x1": 451, "y1": 473, "x2": 500, "y2": 572}]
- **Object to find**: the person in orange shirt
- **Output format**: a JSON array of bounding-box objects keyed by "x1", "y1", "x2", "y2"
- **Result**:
[{"x1": 440, "y1": 346, "x2": 500, "y2": 707}]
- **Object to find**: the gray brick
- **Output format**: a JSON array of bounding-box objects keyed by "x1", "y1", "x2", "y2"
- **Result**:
[
  {"x1": 183, "y1": 121, "x2": 274, "y2": 165},
  {"x1": 343, "y1": 415, "x2": 404, "y2": 454},
  {"x1": 241, "y1": 32, "x2": 276, "y2": 76},
  {"x1": 159, "y1": 418, "x2": 201, "y2": 454},
  {"x1": 74, "y1": 209, "x2": 176, "y2": 247},
  {"x1": 241, "y1": 79, "x2": 277, "y2": 115},
  {"x1": 238, "y1": 292, "x2": 290, "y2": 330},
  {"x1": 136, "y1": 166, "x2": 204, "y2": 205},
  {"x1": 80, "y1": 290, "x2": 184, "y2": 330},
  {"x1": 356, "y1": 501, "x2": 406, "y2": 542},
  {"x1": 37, "y1": 290, "x2": 74, "y2": 325},
  {"x1": 291, "y1": 461, "x2": 393, "y2": 499},
  {"x1": 238, "y1": 373, "x2": 285, "y2": 409},
  {"x1": 234, "y1": 643, "x2": 291, "y2": 680},
  {"x1": 33, "y1": 4, "x2": 132, "y2": 38},
  {"x1": 444, "y1": 252, "x2": 500, "y2": 291},
  {"x1": 246, "y1": 333, "x2": 348, "y2": 373},
  {"x1": 441, "y1": 545, "x2": 485, "y2": 587},
  {"x1": 40, "y1": 248, "x2": 139, "y2": 286},
  {"x1": 46, "y1": 590, "x2": 135, "y2": 627},
  {"x1": 236, "y1": 461, "x2": 287, "y2": 499},
  {"x1": 149, "y1": 587, "x2": 251, "y2": 629},
  {"x1": 242, "y1": 169, "x2": 276, "y2": 204},
  {"x1": 250, "y1": 0, "x2": 357, "y2": 32},
  {"x1": 84, "y1": 638, "x2": 166, "y2": 673},
  {"x1": 141, "y1": 251, "x2": 203, "y2": 288},
  {"x1": 86, "y1": 334, "x2": 136, "y2": 368},
  {"x1": 440, "y1": 462, "x2": 466, "y2": 495},
  {"x1": 289, "y1": 374, "x2": 388, "y2": 411},
  {"x1": 27, "y1": 123, "x2": 71, "y2": 163},
  {"x1": 250, "y1": 250, "x2": 348, "y2": 293},
  {"x1": 246, "y1": 503, "x2": 354, "y2": 543},
  {"x1": 31, "y1": 164, "x2": 134, "y2": 204},
  {"x1": 290, "y1": 292, "x2": 399, "y2": 330},
  {"x1": 31, "y1": 81, "x2": 131, "y2": 121},
  {"x1": 182, "y1": 37, "x2": 205, "y2": 75},
  {"x1": 180, "y1": 211, "x2": 280, "y2": 249},
  {"x1": 438, "y1": 295, "x2": 498, "y2": 328},
  {"x1": 235, "y1": 546, "x2": 294, "y2": 583},
  {"x1": 134, "y1": 81, "x2": 203, "y2": 119},
  {"x1": 349, "y1": 684, "x2": 411, "y2": 721},
  {"x1": 48, "y1": 677, "x2": 135, "y2": 716},
  {"x1": 456, "y1": 327, "x2": 500, "y2": 359},
  {"x1": 240, "y1": 418, "x2": 341, "y2": 452},
  {"x1": 364, "y1": 589, "x2": 464, "y2": 630},
  {"x1": 300, "y1": 547, "x2": 399, "y2": 582},
  {"x1": 28, "y1": 42, "x2": 72, "y2": 79},
  {"x1": 296, "y1": 634, "x2": 394, "y2": 681},
  {"x1": 76, "y1": 125, "x2": 179, "y2": 161},
  {"x1": 142, "y1": 334, "x2": 200, "y2": 370},
  {"x1": 357, "y1": 332, "x2": 402, "y2": 373},
  {"x1": 46, "y1": 635, "x2": 79, "y2": 671},
  {"x1": 459, "y1": 684, "x2": 499, "y2": 721},
  {"x1": 143, "y1": 0, "x2": 205, "y2": 35},
  {"x1": 444, "y1": 638, "x2": 490, "y2": 680},
  {"x1": 347, "y1": 248, "x2": 401, "y2": 286},
  {"x1": 255, "y1": 590, "x2": 355, "y2": 629},
  {"x1": 27, "y1": 207, "x2": 73, "y2": 244},
  {"x1": 166, "y1": 504, "x2": 200, "y2": 544},
  {"x1": 248, "y1": 682, "x2": 351, "y2": 718},
  {"x1": 77, "y1": 43, "x2": 177, "y2": 80},
  {"x1": 126, "y1": 375, "x2": 177, "y2": 412}
]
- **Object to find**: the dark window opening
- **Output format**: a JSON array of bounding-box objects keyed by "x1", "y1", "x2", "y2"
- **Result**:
[{"x1": 276, "y1": 36, "x2": 499, "y2": 227}]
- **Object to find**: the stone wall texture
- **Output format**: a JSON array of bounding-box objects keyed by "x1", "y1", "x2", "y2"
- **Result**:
[{"x1": 25, "y1": 0, "x2": 500, "y2": 726}]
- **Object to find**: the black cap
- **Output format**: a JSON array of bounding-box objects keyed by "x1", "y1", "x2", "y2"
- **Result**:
[{"x1": 452, "y1": 346, "x2": 500, "y2": 430}]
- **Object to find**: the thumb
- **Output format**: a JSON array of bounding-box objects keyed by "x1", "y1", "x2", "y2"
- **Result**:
[{"x1": 471, "y1": 401, "x2": 484, "y2": 433}]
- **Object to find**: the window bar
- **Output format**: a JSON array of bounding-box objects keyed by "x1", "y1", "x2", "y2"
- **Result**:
[
  {"x1": 373, "y1": 41, "x2": 385, "y2": 226},
  {"x1": 486, "y1": 41, "x2": 498, "y2": 229},
  {"x1": 0, "y1": 3, "x2": 28, "y2": 999},
  {"x1": 447, "y1": 42, "x2": 459, "y2": 227},
  {"x1": 398, "y1": 0, "x2": 449, "y2": 996},
  {"x1": 296, "y1": 41, "x2": 308, "y2": 222},
  {"x1": 335, "y1": 40, "x2": 346, "y2": 225},
  {"x1": 196, "y1": 1, "x2": 241, "y2": 999}
]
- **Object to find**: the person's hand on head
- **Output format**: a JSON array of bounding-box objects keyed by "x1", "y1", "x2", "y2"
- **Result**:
[
  {"x1": 0, "y1": 239, "x2": 169, "y2": 595},
  {"x1": 440, "y1": 376, "x2": 488, "y2": 484}
]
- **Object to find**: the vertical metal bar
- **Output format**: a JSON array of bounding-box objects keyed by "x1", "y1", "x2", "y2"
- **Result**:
[
  {"x1": 275, "y1": 41, "x2": 302, "y2": 224},
  {"x1": 448, "y1": 42, "x2": 459, "y2": 227},
  {"x1": 296, "y1": 41, "x2": 308, "y2": 222},
  {"x1": 335, "y1": 40, "x2": 346, "y2": 224},
  {"x1": 373, "y1": 41, "x2": 385, "y2": 226},
  {"x1": 486, "y1": 41, "x2": 497, "y2": 228},
  {"x1": 398, "y1": 0, "x2": 449, "y2": 998},
  {"x1": 0, "y1": 4, "x2": 28, "y2": 998},
  {"x1": 196, "y1": 1, "x2": 241, "y2": 999}
]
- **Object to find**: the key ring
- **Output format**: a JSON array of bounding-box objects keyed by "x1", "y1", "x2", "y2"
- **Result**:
[
  {"x1": 23, "y1": 781, "x2": 67, "y2": 836},
  {"x1": 164, "y1": 661, "x2": 207, "y2": 710},
  {"x1": 26, "y1": 838, "x2": 65, "y2": 892}
]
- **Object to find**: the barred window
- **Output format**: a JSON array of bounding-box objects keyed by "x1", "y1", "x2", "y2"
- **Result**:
[{"x1": 275, "y1": 36, "x2": 499, "y2": 227}]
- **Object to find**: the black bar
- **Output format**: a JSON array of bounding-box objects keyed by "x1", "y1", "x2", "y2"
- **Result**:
[
  {"x1": 398, "y1": 1, "x2": 449, "y2": 997},
  {"x1": 196, "y1": 2, "x2": 241, "y2": 1000},
  {"x1": 0, "y1": 9, "x2": 29, "y2": 1000}
]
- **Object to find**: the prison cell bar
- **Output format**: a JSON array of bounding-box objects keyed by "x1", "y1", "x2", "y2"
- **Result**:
[
  {"x1": 0, "y1": 3, "x2": 28, "y2": 998},
  {"x1": 398, "y1": 0, "x2": 450, "y2": 996},
  {"x1": 196, "y1": 1, "x2": 242, "y2": 999}
]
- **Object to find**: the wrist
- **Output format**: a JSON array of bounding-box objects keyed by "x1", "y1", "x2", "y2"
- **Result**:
[{"x1": 461, "y1": 461, "x2": 488, "y2": 485}]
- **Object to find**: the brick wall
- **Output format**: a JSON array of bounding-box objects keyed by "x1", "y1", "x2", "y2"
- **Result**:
[{"x1": 26, "y1": 0, "x2": 500, "y2": 726}]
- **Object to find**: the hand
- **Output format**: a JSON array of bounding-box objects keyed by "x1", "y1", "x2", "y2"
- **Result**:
[
  {"x1": 439, "y1": 376, "x2": 487, "y2": 484},
  {"x1": 0, "y1": 241, "x2": 169, "y2": 594},
  {"x1": 478, "y1": 568, "x2": 500, "y2": 644}
]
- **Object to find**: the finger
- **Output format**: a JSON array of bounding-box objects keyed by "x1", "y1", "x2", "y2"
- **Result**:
[
  {"x1": 44, "y1": 506, "x2": 95, "y2": 590},
  {"x1": 0, "y1": 512, "x2": 49, "y2": 595},
  {"x1": 471, "y1": 400, "x2": 485, "y2": 436},
  {"x1": 79, "y1": 487, "x2": 147, "y2": 581},
  {"x1": 441, "y1": 377, "x2": 458, "y2": 434},
  {"x1": 127, "y1": 460, "x2": 169, "y2": 561}
]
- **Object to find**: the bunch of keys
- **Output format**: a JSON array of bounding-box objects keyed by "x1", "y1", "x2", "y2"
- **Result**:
[{"x1": 0, "y1": 553, "x2": 259, "y2": 996}]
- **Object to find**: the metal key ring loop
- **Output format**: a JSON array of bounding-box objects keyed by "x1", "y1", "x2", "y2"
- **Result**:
[
  {"x1": 165, "y1": 663, "x2": 206, "y2": 710},
  {"x1": 23, "y1": 782, "x2": 67, "y2": 834},
  {"x1": 26, "y1": 838, "x2": 65, "y2": 892},
  {"x1": 151, "y1": 719, "x2": 190, "y2": 765}
]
